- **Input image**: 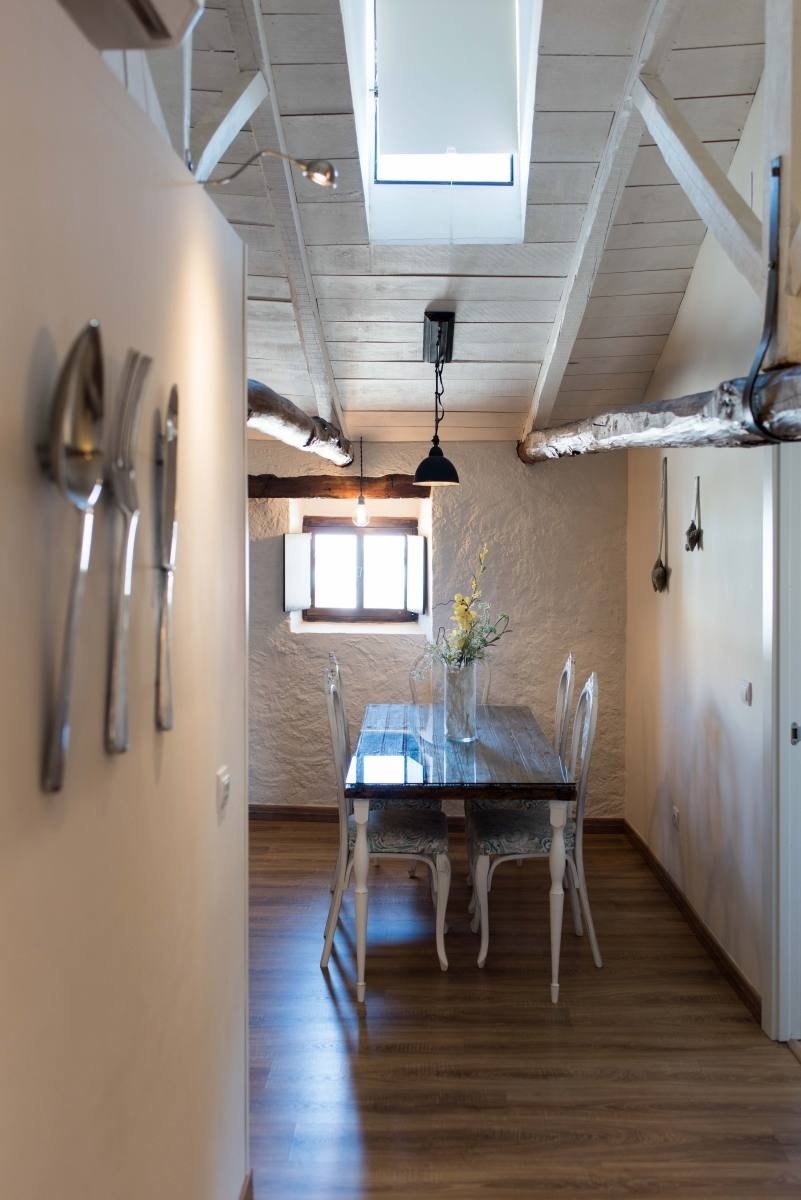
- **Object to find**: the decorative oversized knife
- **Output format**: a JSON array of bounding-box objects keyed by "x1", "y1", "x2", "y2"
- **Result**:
[{"x1": 156, "y1": 386, "x2": 178, "y2": 731}]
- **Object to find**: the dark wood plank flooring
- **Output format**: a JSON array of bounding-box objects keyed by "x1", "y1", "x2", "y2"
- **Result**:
[{"x1": 249, "y1": 821, "x2": 801, "y2": 1199}]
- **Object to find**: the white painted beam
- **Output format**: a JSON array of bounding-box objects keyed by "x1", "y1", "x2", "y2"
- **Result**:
[
  {"x1": 191, "y1": 70, "x2": 269, "y2": 182},
  {"x1": 632, "y1": 74, "x2": 763, "y2": 296},
  {"x1": 523, "y1": 0, "x2": 689, "y2": 435},
  {"x1": 764, "y1": 0, "x2": 801, "y2": 364},
  {"x1": 225, "y1": 0, "x2": 347, "y2": 433}
]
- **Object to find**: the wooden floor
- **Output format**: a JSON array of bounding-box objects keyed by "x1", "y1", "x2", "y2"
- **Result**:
[{"x1": 249, "y1": 820, "x2": 801, "y2": 1199}]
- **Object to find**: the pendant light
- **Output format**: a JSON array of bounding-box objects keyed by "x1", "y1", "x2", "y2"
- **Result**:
[
  {"x1": 353, "y1": 436, "x2": 370, "y2": 527},
  {"x1": 414, "y1": 311, "x2": 459, "y2": 487}
]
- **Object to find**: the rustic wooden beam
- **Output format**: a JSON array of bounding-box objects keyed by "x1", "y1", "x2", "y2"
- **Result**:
[
  {"x1": 226, "y1": 0, "x2": 347, "y2": 432},
  {"x1": 631, "y1": 73, "x2": 763, "y2": 296},
  {"x1": 248, "y1": 473, "x2": 429, "y2": 499},
  {"x1": 247, "y1": 379, "x2": 353, "y2": 466},
  {"x1": 192, "y1": 70, "x2": 269, "y2": 182},
  {"x1": 517, "y1": 365, "x2": 801, "y2": 462}
]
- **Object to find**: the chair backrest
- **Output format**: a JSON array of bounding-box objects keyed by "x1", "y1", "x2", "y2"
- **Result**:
[
  {"x1": 477, "y1": 659, "x2": 492, "y2": 706},
  {"x1": 328, "y1": 651, "x2": 351, "y2": 761},
  {"x1": 554, "y1": 652, "x2": 576, "y2": 761},
  {"x1": 409, "y1": 652, "x2": 435, "y2": 705},
  {"x1": 324, "y1": 659, "x2": 351, "y2": 829},
  {"x1": 568, "y1": 672, "x2": 599, "y2": 835}
]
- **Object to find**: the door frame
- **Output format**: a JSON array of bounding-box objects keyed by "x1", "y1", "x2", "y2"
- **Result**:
[{"x1": 763, "y1": 444, "x2": 801, "y2": 1041}]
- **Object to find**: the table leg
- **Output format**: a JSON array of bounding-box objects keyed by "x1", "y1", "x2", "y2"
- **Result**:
[
  {"x1": 549, "y1": 799, "x2": 568, "y2": 1004},
  {"x1": 353, "y1": 798, "x2": 369, "y2": 1002}
]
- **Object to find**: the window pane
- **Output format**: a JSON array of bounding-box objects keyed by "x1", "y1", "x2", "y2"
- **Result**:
[
  {"x1": 364, "y1": 535, "x2": 406, "y2": 609},
  {"x1": 314, "y1": 534, "x2": 357, "y2": 607}
]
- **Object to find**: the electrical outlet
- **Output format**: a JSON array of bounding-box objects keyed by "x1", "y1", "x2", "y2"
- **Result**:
[
  {"x1": 216, "y1": 766, "x2": 232, "y2": 817},
  {"x1": 671, "y1": 805, "x2": 680, "y2": 831}
]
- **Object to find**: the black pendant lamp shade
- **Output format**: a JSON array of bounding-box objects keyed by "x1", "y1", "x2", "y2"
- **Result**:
[
  {"x1": 414, "y1": 311, "x2": 459, "y2": 487},
  {"x1": 414, "y1": 437, "x2": 459, "y2": 485}
]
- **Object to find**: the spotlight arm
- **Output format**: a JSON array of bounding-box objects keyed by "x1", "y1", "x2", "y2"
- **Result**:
[{"x1": 206, "y1": 148, "x2": 338, "y2": 189}]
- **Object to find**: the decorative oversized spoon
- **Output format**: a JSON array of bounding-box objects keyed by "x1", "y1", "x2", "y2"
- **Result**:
[
  {"x1": 106, "y1": 350, "x2": 151, "y2": 753},
  {"x1": 41, "y1": 321, "x2": 105, "y2": 792},
  {"x1": 156, "y1": 386, "x2": 178, "y2": 732}
]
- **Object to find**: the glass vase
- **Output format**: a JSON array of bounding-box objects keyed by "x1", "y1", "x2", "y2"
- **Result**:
[{"x1": 444, "y1": 660, "x2": 477, "y2": 743}]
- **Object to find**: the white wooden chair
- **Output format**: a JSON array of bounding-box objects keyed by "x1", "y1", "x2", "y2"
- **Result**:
[
  {"x1": 320, "y1": 661, "x2": 452, "y2": 973},
  {"x1": 462, "y1": 652, "x2": 575, "y2": 888},
  {"x1": 465, "y1": 652, "x2": 575, "y2": 833},
  {"x1": 467, "y1": 672, "x2": 602, "y2": 971},
  {"x1": 553, "y1": 651, "x2": 576, "y2": 762}
]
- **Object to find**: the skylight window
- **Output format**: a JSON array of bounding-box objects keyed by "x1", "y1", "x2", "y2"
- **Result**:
[
  {"x1": 374, "y1": 0, "x2": 517, "y2": 188},
  {"x1": 339, "y1": 0, "x2": 543, "y2": 241}
]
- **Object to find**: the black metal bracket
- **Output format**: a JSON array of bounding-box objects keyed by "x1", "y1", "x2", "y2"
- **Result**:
[
  {"x1": 743, "y1": 157, "x2": 783, "y2": 441},
  {"x1": 423, "y1": 311, "x2": 455, "y2": 364}
]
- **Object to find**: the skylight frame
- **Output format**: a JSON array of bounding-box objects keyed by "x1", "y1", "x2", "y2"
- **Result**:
[{"x1": 339, "y1": 0, "x2": 543, "y2": 244}]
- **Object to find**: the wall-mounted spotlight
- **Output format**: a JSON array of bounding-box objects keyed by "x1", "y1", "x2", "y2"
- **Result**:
[
  {"x1": 206, "y1": 148, "x2": 338, "y2": 189},
  {"x1": 414, "y1": 311, "x2": 459, "y2": 487}
]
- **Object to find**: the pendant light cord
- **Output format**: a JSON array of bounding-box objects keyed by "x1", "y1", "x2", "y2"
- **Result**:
[
  {"x1": 358, "y1": 436, "x2": 364, "y2": 498},
  {"x1": 433, "y1": 326, "x2": 446, "y2": 443}
]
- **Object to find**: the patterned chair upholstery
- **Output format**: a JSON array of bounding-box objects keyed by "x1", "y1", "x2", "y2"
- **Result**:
[
  {"x1": 467, "y1": 672, "x2": 603, "y2": 976},
  {"x1": 321, "y1": 659, "x2": 452, "y2": 975}
]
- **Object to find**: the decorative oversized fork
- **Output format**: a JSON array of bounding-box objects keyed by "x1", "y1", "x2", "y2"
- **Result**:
[{"x1": 106, "y1": 350, "x2": 151, "y2": 753}]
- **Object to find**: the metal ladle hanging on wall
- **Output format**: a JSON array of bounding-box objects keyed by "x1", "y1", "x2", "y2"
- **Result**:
[{"x1": 651, "y1": 456, "x2": 669, "y2": 593}]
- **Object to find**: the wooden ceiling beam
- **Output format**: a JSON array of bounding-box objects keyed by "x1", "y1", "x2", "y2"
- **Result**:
[
  {"x1": 520, "y1": 0, "x2": 689, "y2": 437},
  {"x1": 631, "y1": 74, "x2": 763, "y2": 296},
  {"x1": 248, "y1": 473, "x2": 428, "y2": 499},
  {"x1": 225, "y1": 0, "x2": 347, "y2": 433},
  {"x1": 517, "y1": 365, "x2": 801, "y2": 462},
  {"x1": 247, "y1": 379, "x2": 352, "y2": 466},
  {"x1": 191, "y1": 70, "x2": 269, "y2": 182}
]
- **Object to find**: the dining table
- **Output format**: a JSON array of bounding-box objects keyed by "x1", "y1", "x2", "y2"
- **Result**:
[{"x1": 345, "y1": 702, "x2": 576, "y2": 1002}]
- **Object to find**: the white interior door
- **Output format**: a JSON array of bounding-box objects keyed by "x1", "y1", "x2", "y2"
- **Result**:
[{"x1": 768, "y1": 443, "x2": 801, "y2": 1041}]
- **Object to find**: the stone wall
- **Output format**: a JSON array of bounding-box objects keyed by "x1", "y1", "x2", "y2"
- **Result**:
[{"x1": 248, "y1": 438, "x2": 627, "y2": 817}]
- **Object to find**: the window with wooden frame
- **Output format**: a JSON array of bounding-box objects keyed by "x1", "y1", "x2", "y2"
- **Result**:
[{"x1": 283, "y1": 517, "x2": 427, "y2": 624}]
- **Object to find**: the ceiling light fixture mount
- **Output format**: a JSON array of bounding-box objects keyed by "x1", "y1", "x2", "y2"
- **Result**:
[
  {"x1": 414, "y1": 311, "x2": 459, "y2": 487},
  {"x1": 206, "y1": 149, "x2": 338, "y2": 189}
]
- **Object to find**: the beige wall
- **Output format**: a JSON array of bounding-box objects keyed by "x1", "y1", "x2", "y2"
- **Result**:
[
  {"x1": 625, "y1": 85, "x2": 769, "y2": 991},
  {"x1": 0, "y1": 4, "x2": 248, "y2": 1199},
  {"x1": 249, "y1": 438, "x2": 627, "y2": 817}
]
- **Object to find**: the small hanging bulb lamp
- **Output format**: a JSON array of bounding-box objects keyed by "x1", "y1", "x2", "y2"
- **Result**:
[
  {"x1": 353, "y1": 436, "x2": 370, "y2": 527},
  {"x1": 414, "y1": 314, "x2": 459, "y2": 487}
]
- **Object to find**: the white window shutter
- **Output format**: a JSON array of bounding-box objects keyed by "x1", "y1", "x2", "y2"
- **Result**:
[
  {"x1": 283, "y1": 533, "x2": 312, "y2": 612},
  {"x1": 406, "y1": 535, "x2": 427, "y2": 614}
]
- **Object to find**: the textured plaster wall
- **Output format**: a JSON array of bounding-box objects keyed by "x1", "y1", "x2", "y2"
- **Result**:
[
  {"x1": 249, "y1": 438, "x2": 627, "y2": 817},
  {"x1": 625, "y1": 86, "x2": 768, "y2": 992}
]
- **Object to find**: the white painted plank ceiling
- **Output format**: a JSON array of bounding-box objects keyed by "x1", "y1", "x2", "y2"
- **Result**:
[{"x1": 193, "y1": 0, "x2": 764, "y2": 442}]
